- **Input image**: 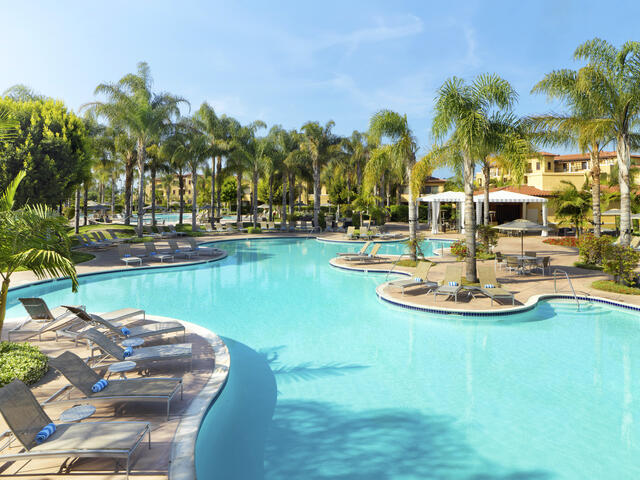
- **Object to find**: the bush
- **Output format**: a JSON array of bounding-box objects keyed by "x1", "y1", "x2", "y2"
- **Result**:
[
  {"x1": 369, "y1": 206, "x2": 387, "y2": 226},
  {"x1": 63, "y1": 206, "x2": 75, "y2": 220},
  {"x1": 247, "y1": 226, "x2": 262, "y2": 234},
  {"x1": 602, "y1": 245, "x2": 640, "y2": 285},
  {"x1": 592, "y1": 280, "x2": 640, "y2": 295},
  {"x1": 450, "y1": 239, "x2": 494, "y2": 260},
  {"x1": 450, "y1": 240, "x2": 468, "y2": 259},
  {"x1": 389, "y1": 205, "x2": 408, "y2": 222},
  {"x1": 574, "y1": 261, "x2": 603, "y2": 271},
  {"x1": 579, "y1": 234, "x2": 612, "y2": 265},
  {"x1": 318, "y1": 211, "x2": 326, "y2": 230},
  {"x1": 352, "y1": 216, "x2": 360, "y2": 228},
  {"x1": 476, "y1": 225, "x2": 498, "y2": 249},
  {"x1": 0, "y1": 342, "x2": 48, "y2": 387}
]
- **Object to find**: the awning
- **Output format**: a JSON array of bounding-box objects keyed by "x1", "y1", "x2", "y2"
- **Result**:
[
  {"x1": 418, "y1": 191, "x2": 465, "y2": 203},
  {"x1": 473, "y1": 190, "x2": 547, "y2": 203}
]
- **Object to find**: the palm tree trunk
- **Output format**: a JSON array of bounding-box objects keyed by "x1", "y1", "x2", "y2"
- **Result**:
[
  {"x1": 179, "y1": 174, "x2": 185, "y2": 225},
  {"x1": 346, "y1": 176, "x2": 351, "y2": 203},
  {"x1": 407, "y1": 165, "x2": 417, "y2": 261},
  {"x1": 396, "y1": 185, "x2": 401, "y2": 206},
  {"x1": 136, "y1": 138, "x2": 145, "y2": 237},
  {"x1": 268, "y1": 173, "x2": 274, "y2": 221},
  {"x1": 313, "y1": 161, "x2": 320, "y2": 228},
  {"x1": 236, "y1": 172, "x2": 243, "y2": 225},
  {"x1": 110, "y1": 174, "x2": 116, "y2": 218},
  {"x1": 124, "y1": 159, "x2": 132, "y2": 225},
  {"x1": 83, "y1": 183, "x2": 88, "y2": 226},
  {"x1": 151, "y1": 167, "x2": 157, "y2": 227},
  {"x1": 483, "y1": 162, "x2": 490, "y2": 226},
  {"x1": 210, "y1": 157, "x2": 216, "y2": 223},
  {"x1": 590, "y1": 149, "x2": 601, "y2": 237},
  {"x1": 216, "y1": 156, "x2": 222, "y2": 217},
  {"x1": 252, "y1": 169, "x2": 258, "y2": 227},
  {"x1": 74, "y1": 187, "x2": 80, "y2": 234},
  {"x1": 463, "y1": 152, "x2": 477, "y2": 282},
  {"x1": 282, "y1": 175, "x2": 287, "y2": 223},
  {"x1": 0, "y1": 277, "x2": 11, "y2": 335},
  {"x1": 192, "y1": 166, "x2": 198, "y2": 231},
  {"x1": 616, "y1": 136, "x2": 631, "y2": 246},
  {"x1": 288, "y1": 173, "x2": 294, "y2": 215}
]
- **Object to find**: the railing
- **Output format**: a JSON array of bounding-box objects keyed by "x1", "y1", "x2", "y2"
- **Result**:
[
  {"x1": 385, "y1": 245, "x2": 413, "y2": 282},
  {"x1": 552, "y1": 268, "x2": 580, "y2": 311}
]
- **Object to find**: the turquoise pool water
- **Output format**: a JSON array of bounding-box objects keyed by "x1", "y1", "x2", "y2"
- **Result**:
[{"x1": 6, "y1": 238, "x2": 640, "y2": 479}]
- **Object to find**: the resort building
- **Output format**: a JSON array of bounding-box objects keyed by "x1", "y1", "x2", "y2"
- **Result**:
[{"x1": 144, "y1": 173, "x2": 204, "y2": 204}]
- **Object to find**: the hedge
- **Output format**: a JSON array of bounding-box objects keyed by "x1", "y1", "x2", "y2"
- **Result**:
[{"x1": 0, "y1": 342, "x2": 48, "y2": 387}]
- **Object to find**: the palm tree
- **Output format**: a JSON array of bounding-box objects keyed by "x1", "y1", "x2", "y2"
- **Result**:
[
  {"x1": 0, "y1": 171, "x2": 78, "y2": 331},
  {"x1": 531, "y1": 66, "x2": 615, "y2": 237},
  {"x1": 550, "y1": 181, "x2": 591, "y2": 237},
  {"x1": 570, "y1": 39, "x2": 640, "y2": 245},
  {"x1": 84, "y1": 62, "x2": 187, "y2": 236},
  {"x1": 0, "y1": 106, "x2": 17, "y2": 141},
  {"x1": 184, "y1": 125, "x2": 213, "y2": 230},
  {"x1": 342, "y1": 131, "x2": 370, "y2": 194},
  {"x1": 369, "y1": 111, "x2": 419, "y2": 259},
  {"x1": 300, "y1": 121, "x2": 342, "y2": 229},
  {"x1": 432, "y1": 74, "x2": 517, "y2": 282}
]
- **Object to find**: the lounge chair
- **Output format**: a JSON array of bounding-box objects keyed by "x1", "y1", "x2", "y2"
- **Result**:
[
  {"x1": 630, "y1": 236, "x2": 640, "y2": 250},
  {"x1": 168, "y1": 225, "x2": 187, "y2": 237},
  {"x1": 346, "y1": 226, "x2": 357, "y2": 239},
  {"x1": 338, "y1": 241, "x2": 371, "y2": 257},
  {"x1": 57, "y1": 305, "x2": 146, "y2": 344},
  {"x1": 142, "y1": 226, "x2": 161, "y2": 239},
  {"x1": 167, "y1": 239, "x2": 196, "y2": 259},
  {"x1": 387, "y1": 261, "x2": 438, "y2": 295},
  {"x1": 345, "y1": 243, "x2": 383, "y2": 264},
  {"x1": 157, "y1": 225, "x2": 177, "y2": 238},
  {"x1": 477, "y1": 265, "x2": 515, "y2": 306},
  {"x1": 8, "y1": 298, "x2": 84, "y2": 342},
  {"x1": 49, "y1": 351, "x2": 183, "y2": 420},
  {"x1": 78, "y1": 234, "x2": 110, "y2": 250},
  {"x1": 64, "y1": 305, "x2": 185, "y2": 342},
  {"x1": 360, "y1": 224, "x2": 371, "y2": 239},
  {"x1": 144, "y1": 241, "x2": 174, "y2": 262},
  {"x1": 186, "y1": 237, "x2": 222, "y2": 256},
  {"x1": 0, "y1": 379, "x2": 150, "y2": 479},
  {"x1": 433, "y1": 265, "x2": 463, "y2": 303},
  {"x1": 82, "y1": 328, "x2": 192, "y2": 370},
  {"x1": 118, "y1": 244, "x2": 143, "y2": 266},
  {"x1": 106, "y1": 229, "x2": 127, "y2": 243}
]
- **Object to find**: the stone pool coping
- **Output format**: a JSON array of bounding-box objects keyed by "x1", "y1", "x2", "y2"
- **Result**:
[{"x1": 330, "y1": 258, "x2": 640, "y2": 317}]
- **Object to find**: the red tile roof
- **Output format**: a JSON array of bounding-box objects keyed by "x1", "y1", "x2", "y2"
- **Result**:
[
  {"x1": 474, "y1": 185, "x2": 554, "y2": 197},
  {"x1": 423, "y1": 176, "x2": 445, "y2": 184},
  {"x1": 553, "y1": 151, "x2": 640, "y2": 162}
]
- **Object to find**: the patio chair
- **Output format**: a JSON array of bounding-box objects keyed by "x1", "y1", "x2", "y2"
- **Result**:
[
  {"x1": 64, "y1": 306, "x2": 184, "y2": 342},
  {"x1": 8, "y1": 298, "x2": 84, "y2": 342},
  {"x1": 532, "y1": 256, "x2": 551, "y2": 276},
  {"x1": 524, "y1": 251, "x2": 537, "y2": 257},
  {"x1": 433, "y1": 265, "x2": 463, "y2": 303},
  {"x1": 345, "y1": 244, "x2": 383, "y2": 264},
  {"x1": 260, "y1": 221, "x2": 269, "y2": 231},
  {"x1": 166, "y1": 239, "x2": 196, "y2": 259},
  {"x1": 118, "y1": 244, "x2": 143, "y2": 266},
  {"x1": 49, "y1": 352, "x2": 183, "y2": 420},
  {"x1": 477, "y1": 265, "x2": 515, "y2": 306},
  {"x1": 338, "y1": 241, "x2": 371, "y2": 257},
  {"x1": 495, "y1": 252, "x2": 506, "y2": 271},
  {"x1": 144, "y1": 241, "x2": 174, "y2": 262},
  {"x1": 185, "y1": 237, "x2": 222, "y2": 256},
  {"x1": 82, "y1": 328, "x2": 192, "y2": 370},
  {"x1": 0, "y1": 379, "x2": 150, "y2": 479},
  {"x1": 387, "y1": 261, "x2": 438, "y2": 295},
  {"x1": 505, "y1": 256, "x2": 521, "y2": 274}
]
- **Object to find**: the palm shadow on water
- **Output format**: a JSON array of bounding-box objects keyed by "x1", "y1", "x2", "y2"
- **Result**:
[{"x1": 197, "y1": 342, "x2": 554, "y2": 480}]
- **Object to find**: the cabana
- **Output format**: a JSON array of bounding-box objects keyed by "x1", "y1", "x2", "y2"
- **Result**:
[{"x1": 418, "y1": 190, "x2": 549, "y2": 236}]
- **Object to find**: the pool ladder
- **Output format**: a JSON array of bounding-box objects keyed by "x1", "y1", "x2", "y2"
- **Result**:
[
  {"x1": 552, "y1": 269, "x2": 580, "y2": 311},
  {"x1": 384, "y1": 245, "x2": 416, "y2": 281}
]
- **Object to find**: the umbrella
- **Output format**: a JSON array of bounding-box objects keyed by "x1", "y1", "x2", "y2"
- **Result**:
[
  {"x1": 294, "y1": 201, "x2": 306, "y2": 207},
  {"x1": 602, "y1": 209, "x2": 622, "y2": 216},
  {"x1": 258, "y1": 204, "x2": 270, "y2": 209},
  {"x1": 86, "y1": 201, "x2": 109, "y2": 211},
  {"x1": 496, "y1": 219, "x2": 549, "y2": 256}
]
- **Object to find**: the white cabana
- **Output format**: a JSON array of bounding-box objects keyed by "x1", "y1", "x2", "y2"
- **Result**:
[{"x1": 419, "y1": 190, "x2": 549, "y2": 236}]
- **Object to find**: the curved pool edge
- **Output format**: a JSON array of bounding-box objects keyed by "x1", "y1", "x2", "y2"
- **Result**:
[
  {"x1": 315, "y1": 236, "x2": 409, "y2": 244},
  {"x1": 165, "y1": 317, "x2": 230, "y2": 480}
]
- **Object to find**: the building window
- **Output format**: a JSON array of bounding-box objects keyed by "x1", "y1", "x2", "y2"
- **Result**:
[
  {"x1": 536, "y1": 162, "x2": 540, "y2": 170},
  {"x1": 581, "y1": 161, "x2": 588, "y2": 170},
  {"x1": 547, "y1": 162, "x2": 551, "y2": 170}
]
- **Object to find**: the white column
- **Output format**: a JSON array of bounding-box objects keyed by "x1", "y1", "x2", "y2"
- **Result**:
[
  {"x1": 431, "y1": 202, "x2": 437, "y2": 234},
  {"x1": 475, "y1": 200, "x2": 482, "y2": 225},
  {"x1": 522, "y1": 201, "x2": 528, "y2": 219},
  {"x1": 542, "y1": 203, "x2": 548, "y2": 237}
]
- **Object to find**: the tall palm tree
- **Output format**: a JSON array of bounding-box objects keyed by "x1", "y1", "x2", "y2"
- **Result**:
[
  {"x1": 369, "y1": 110, "x2": 419, "y2": 259},
  {"x1": 0, "y1": 171, "x2": 78, "y2": 331},
  {"x1": 114, "y1": 132, "x2": 136, "y2": 225},
  {"x1": 432, "y1": 74, "x2": 517, "y2": 282},
  {"x1": 300, "y1": 121, "x2": 341, "y2": 229},
  {"x1": 84, "y1": 62, "x2": 187, "y2": 236},
  {"x1": 531, "y1": 66, "x2": 615, "y2": 237},
  {"x1": 550, "y1": 181, "x2": 591, "y2": 237},
  {"x1": 185, "y1": 125, "x2": 213, "y2": 230},
  {"x1": 570, "y1": 38, "x2": 640, "y2": 245},
  {"x1": 342, "y1": 131, "x2": 370, "y2": 194}
]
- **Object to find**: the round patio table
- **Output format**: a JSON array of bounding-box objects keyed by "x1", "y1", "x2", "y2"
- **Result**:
[
  {"x1": 107, "y1": 360, "x2": 137, "y2": 379},
  {"x1": 60, "y1": 404, "x2": 96, "y2": 423},
  {"x1": 122, "y1": 337, "x2": 144, "y2": 348}
]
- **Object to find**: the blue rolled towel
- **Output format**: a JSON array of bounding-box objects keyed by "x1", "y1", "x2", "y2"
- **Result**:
[
  {"x1": 121, "y1": 326, "x2": 131, "y2": 337},
  {"x1": 35, "y1": 423, "x2": 56, "y2": 444},
  {"x1": 123, "y1": 346, "x2": 133, "y2": 358},
  {"x1": 484, "y1": 284, "x2": 495, "y2": 289},
  {"x1": 448, "y1": 281, "x2": 459, "y2": 287},
  {"x1": 91, "y1": 378, "x2": 109, "y2": 393}
]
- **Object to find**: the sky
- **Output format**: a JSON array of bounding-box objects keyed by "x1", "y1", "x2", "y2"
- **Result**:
[{"x1": 2, "y1": 0, "x2": 640, "y2": 178}]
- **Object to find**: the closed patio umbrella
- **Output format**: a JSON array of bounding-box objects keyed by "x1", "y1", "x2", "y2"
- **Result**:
[{"x1": 496, "y1": 219, "x2": 549, "y2": 256}]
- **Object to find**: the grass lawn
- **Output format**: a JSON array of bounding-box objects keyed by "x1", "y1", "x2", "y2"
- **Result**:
[
  {"x1": 591, "y1": 280, "x2": 640, "y2": 295},
  {"x1": 574, "y1": 261, "x2": 603, "y2": 271},
  {"x1": 15, "y1": 251, "x2": 95, "y2": 272}
]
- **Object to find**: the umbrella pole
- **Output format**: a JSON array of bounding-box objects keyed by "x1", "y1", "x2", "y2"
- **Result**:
[{"x1": 521, "y1": 232, "x2": 524, "y2": 256}]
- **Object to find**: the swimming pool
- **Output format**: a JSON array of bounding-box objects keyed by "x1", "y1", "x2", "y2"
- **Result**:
[{"x1": 6, "y1": 238, "x2": 640, "y2": 479}]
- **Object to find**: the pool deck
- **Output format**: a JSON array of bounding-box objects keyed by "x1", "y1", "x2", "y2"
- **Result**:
[
  {"x1": 0, "y1": 314, "x2": 229, "y2": 480},
  {"x1": 331, "y1": 233, "x2": 640, "y2": 311}
]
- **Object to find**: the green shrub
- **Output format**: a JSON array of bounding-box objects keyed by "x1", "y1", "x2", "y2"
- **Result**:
[
  {"x1": 574, "y1": 261, "x2": 603, "y2": 271},
  {"x1": 477, "y1": 225, "x2": 498, "y2": 249},
  {"x1": 592, "y1": 280, "x2": 640, "y2": 295},
  {"x1": 450, "y1": 240, "x2": 468, "y2": 259},
  {"x1": 602, "y1": 245, "x2": 640, "y2": 285},
  {"x1": 352, "y1": 216, "x2": 360, "y2": 228},
  {"x1": 0, "y1": 342, "x2": 48, "y2": 387},
  {"x1": 579, "y1": 234, "x2": 612, "y2": 265},
  {"x1": 247, "y1": 226, "x2": 262, "y2": 234},
  {"x1": 389, "y1": 205, "x2": 408, "y2": 222},
  {"x1": 318, "y1": 211, "x2": 326, "y2": 230}
]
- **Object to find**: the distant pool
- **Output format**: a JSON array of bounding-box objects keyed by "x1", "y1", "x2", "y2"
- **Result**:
[
  {"x1": 6, "y1": 238, "x2": 640, "y2": 479},
  {"x1": 133, "y1": 213, "x2": 235, "y2": 224}
]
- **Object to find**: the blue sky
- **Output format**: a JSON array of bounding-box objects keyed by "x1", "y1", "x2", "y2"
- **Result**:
[{"x1": 2, "y1": 0, "x2": 639, "y2": 177}]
